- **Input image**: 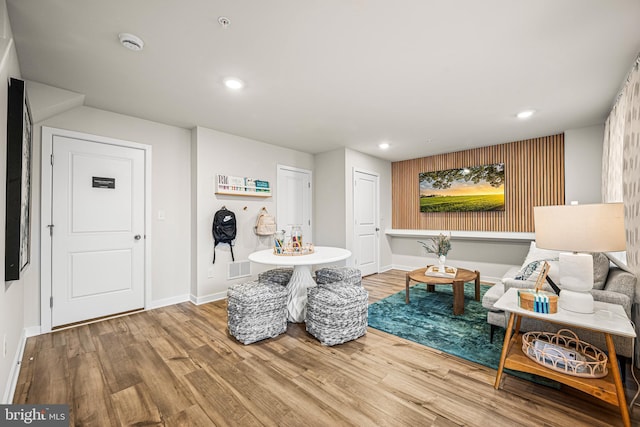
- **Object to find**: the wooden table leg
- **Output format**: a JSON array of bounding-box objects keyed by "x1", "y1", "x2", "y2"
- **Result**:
[
  {"x1": 605, "y1": 333, "x2": 631, "y2": 427},
  {"x1": 514, "y1": 315, "x2": 522, "y2": 336},
  {"x1": 452, "y1": 280, "x2": 464, "y2": 315},
  {"x1": 427, "y1": 284, "x2": 435, "y2": 293},
  {"x1": 494, "y1": 313, "x2": 517, "y2": 389},
  {"x1": 474, "y1": 270, "x2": 481, "y2": 301},
  {"x1": 405, "y1": 273, "x2": 410, "y2": 304}
]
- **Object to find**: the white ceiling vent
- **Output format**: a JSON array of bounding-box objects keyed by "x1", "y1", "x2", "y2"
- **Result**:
[{"x1": 118, "y1": 33, "x2": 144, "y2": 51}]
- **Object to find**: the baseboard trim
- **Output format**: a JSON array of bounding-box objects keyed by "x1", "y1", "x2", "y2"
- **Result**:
[
  {"x1": 24, "y1": 326, "x2": 41, "y2": 338},
  {"x1": 378, "y1": 264, "x2": 393, "y2": 273},
  {"x1": 2, "y1": 327, "x2": 29, "y2": 404},
  {"x1": 148, "y1": 294, "x2": 190, "y2": 310},
  {"x1": 391, "y1": 264, "x2": 415, "y2": 272},
  {"x1": 190, "y1": 291, "x2": 227, "y2": 305}
]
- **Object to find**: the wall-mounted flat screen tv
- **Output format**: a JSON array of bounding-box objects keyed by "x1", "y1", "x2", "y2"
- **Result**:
[{"x1": 419, "y1": 163, "x2": 505, "y2": 212}]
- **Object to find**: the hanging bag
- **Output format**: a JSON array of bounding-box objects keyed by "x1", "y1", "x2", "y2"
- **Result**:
[
  {"x1": 255, "y1": 207, "x2": 277, "y2": 236},
  {"x1": 212, "y1": 207, "x2": 237, "y2": 263}
]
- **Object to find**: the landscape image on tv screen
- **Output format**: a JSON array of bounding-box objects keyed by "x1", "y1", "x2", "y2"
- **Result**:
[{"x1": 419, "y1": 163, "x2": 505, "y2": 212}]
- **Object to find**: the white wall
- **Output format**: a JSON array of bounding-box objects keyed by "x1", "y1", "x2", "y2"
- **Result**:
[
  {"x1": 314, "y1": 149, "x2": 346, "y2": 247},
  {"x1": 345, "y1": 148, "x2": 393, "y2": 271},
  {"x1": 192, "y1": 127, "x2": 314, "y2": 303},
  {"x1": 390, "y1": 236, "x2": 531, "y2": 283},
  {"x1": 190, "y1": 130, "x2": 198, "y2": 298},
  {"x1": 314, "y1": 148, "x2": 393, "y2": 272},
  {"x1": 0, "y1": 0, "x2": 25, "y2": 403},
  {"x1": 565, "y1": 124, "x2": 604, "y2": 204},
  {"x1": 30, "y1": 105, "x2": 192, "y2": 326}
]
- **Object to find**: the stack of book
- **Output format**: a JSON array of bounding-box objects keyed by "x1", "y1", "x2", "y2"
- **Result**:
[
  {"x1": 244, "y1": 177, "x2": 255, "y2": 191},
  {"x1": 517, "y1": 289, "x2": 558, "y2": 314},
  {"x1": 255, "y1": 180, "x2": 270, "y2": 193},
  {"x1": 424, "y1": 265, "x2": 457, "y2": 278}
]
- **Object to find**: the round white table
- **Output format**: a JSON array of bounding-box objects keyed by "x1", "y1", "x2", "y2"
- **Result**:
[{"x1": 248, "y1": 246, "x2": 352, "y2": 322}]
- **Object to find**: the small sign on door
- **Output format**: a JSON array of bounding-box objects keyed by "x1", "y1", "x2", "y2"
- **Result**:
[{"x1": 92, "y1": 177, "x2": 115, "y2": 189}]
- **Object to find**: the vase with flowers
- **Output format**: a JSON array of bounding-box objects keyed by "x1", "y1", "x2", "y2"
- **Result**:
[{"x1": 418, "y1": 233, "x2": 452, "y2": 269}]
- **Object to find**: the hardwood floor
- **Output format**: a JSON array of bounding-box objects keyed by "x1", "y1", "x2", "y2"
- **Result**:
[{"x1": 13, "y1": 270, "x2": 640, "y2": 426}]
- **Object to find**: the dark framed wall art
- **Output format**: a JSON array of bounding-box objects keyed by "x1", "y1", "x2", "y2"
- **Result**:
[{"x1": 5, "y1": 77, "x2": 33, "y2": 281}]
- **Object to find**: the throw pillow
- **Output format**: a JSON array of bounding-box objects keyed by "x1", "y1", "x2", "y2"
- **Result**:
[
  {"x1": 514, "y1": 243, "x2": 611, "y2": 289},
  {"x1": 591, "y1": 252, "x2": 610, "y2": 290},
  {"x1": 514, "y1": 242, "x2": 560, "y2": 282}
]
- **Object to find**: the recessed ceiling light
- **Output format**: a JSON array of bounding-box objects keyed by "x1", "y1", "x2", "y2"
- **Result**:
[
  {"x1": 224, "y1": 78, "x2": 244, "y2": 90},
  {"x1": 118, "y1": 33, "x2": 144, "y2": 51},
  {"x1": 516, "y1": 109, "x2": 536, "y2": 119},
  {"x1": 378, "y1": 142, "x2": 390, "y2": 150}
]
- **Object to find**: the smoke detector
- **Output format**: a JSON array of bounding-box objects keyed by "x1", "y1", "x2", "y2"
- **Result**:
[
  {"x1": 218, "y1": 16, "x2": 230, "y2": 29},
  {"x1": 118, "y1": 33, "x2": 144, "y2": 51}
]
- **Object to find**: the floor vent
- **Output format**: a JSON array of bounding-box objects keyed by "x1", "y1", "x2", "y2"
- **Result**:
[{"x1": 228, "y1": 260, "x2": 251, "y2": 280}]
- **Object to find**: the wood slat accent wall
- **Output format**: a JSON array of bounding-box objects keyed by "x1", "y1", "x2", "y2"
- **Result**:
[{"x1": 392, "y1": 134, "x2": 565, "y2": 232}]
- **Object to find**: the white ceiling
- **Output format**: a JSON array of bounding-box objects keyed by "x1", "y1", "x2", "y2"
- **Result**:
[{"x1": 6, "y1": 0, "x2": 640, "y2": 161}]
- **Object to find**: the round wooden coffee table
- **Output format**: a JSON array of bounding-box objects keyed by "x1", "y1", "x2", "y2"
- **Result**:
[{"x1": 405, "y1": 267, "x2": 480, "y2": 315}]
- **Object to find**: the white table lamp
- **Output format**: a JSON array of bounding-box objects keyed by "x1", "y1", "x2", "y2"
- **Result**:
[{"x1": 533, "y1": 203, "x2": 626, "y2": 314}]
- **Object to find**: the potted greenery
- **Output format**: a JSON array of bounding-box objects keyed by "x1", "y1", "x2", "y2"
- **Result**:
[{"x1": 418, "y1": 233, "x2": 452, "y2": 268}]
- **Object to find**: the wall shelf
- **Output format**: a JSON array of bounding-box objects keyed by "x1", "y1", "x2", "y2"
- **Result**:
[
  {"x1": 216, "y1": 174, "x2": 271, "y2": 197},
  {"x1": 385, "y1": 229, "x2": 535, "y2": 242},
  {"x1": 215, "y1": 189, "x2": 271, "y2": 197}
]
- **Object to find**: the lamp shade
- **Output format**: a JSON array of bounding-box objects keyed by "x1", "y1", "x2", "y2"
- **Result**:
[{"x1": 533, "y1": 203, "x2": 626, "y2": 252}]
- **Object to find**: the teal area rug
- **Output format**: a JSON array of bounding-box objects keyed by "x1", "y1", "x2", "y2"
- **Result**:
[
  {"x1": 368, "y1": 282, "x2": 505, "y2": 368},
  {"x1": 368, "y1": 281, "x2": 559, "y2": 388}
]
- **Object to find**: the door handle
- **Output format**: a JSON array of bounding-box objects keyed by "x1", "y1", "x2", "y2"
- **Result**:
[
  {"x1": 375, "y1": 227, "x2": 380, "y2": 231},
  {"x1": 134, "y1": 234, "x2": 142, "y2": 240}
]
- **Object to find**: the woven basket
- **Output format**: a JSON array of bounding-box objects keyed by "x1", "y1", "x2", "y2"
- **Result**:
[{"x1": 521, "y1": 329, "x2": 608, "y2": 378}]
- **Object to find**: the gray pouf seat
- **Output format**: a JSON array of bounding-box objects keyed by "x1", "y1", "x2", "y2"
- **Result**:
[
  {"x1": 258, "y1": 267, "x2": 294, "y2": 286},
  {"x1": 315, "y1": 266, "x2": 362, "y2": 287},
  {"x1": 306, "y1": 281, "x2": 369, "y2": 346},
  {"x1": 227, "y1": 280, "x2": 287, "y2": 344}
]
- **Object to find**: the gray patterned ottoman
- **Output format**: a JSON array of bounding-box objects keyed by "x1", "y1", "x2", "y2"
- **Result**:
[
  {"x1": 258, "y1": 267, "x2": 294, "y2": 286},
  {"x1": 306, "y1": 282, "x2": 368, "y2": 346},
  {"x1": 315, "y1": 266, "x2": 362, "y2": 287},
  {"x1": 227, "y1": 280, "x2": 288, "y2": 344}
]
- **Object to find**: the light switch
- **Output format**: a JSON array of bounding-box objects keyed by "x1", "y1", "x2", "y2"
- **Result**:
[{"x1": 158, "y1": 210, "x2": 166, "y2": 221}]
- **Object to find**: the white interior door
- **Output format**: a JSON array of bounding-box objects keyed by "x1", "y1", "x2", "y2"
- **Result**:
[
  {"x1": 50, "y1": 135, "x2": 146, "y2": 327},
  {"x1": 277, "y1": 165, "x2": 312, "y2": 244},
  {"x1": 353, "y1": 169, "x2": 379, "y2": 276}
]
